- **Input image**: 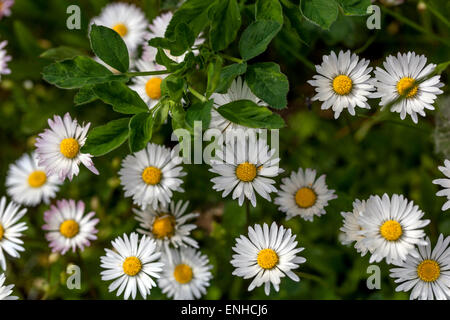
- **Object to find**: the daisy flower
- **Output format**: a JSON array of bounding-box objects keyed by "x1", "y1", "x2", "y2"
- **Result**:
[
  {"x1": 42, "y1": 199, "x2": 99, "y2": 255},
  {"x1": 35, "y1": 113, "x2": 98, "y2": 181},
  {"x1": 359, "y1": 194, "x2": 430, "y2": 264},
  {"x1": 231, "y1": 222, "x2": 306, "y2": 296},
  {"x1": 274, "y1": 168, "x2": 337, "y2": 222},
  {"x1": 158, "y1": 247, "x2": 213, "y2": 300},
  {"x1": 210, "y1": 77, "x2": 268, "y2": 132},
  {"x1": 0, "y1": 197, "x2": 27, "y2": 271},
  {"x1": 0, "y1": 0, "x2": 14, "y2": 20},
  {"x1": 209, "y1": 133, "x2": 282, "y2": 207},
  {"x1": 142, "y1": 12, "x2": 204, "y2": 63},
  {"x1": 432, "y1": 159, "x2": 450, "y2": 211},
  {"x1": 0, "y1": 274, "x2": 18, "y2": 300},
  {"x1": 129, "y1": 57, "x2": 167, "y2": 110},
  {"x1": 119, "y1": 143, "x2": 186, "y2": 210},
  {"x1": 339, "y1": 199, "x2": 371, "y2": 256},
  {"x1": 100, "y1": 232, "x2": 163, "y2": 300},
  {"x1": 390, "y1": 234, "x2": 450, "y2": 300},
  {"x1": 133, "y1": 200, "x2": 199, "y2": 249},
  {"x1": 307, "y1": 50, "x2": 375, "y2": 119},
  {"x1": 372, "y1": 52, "x2": 444, "y2": 123},
  {"x1": 90, "y1": 2, "x2": 148, "y2": 54},
  {"x1": 0, "y1": 40, "x2": 11, "y2": 80},
  {"x1": 6, "y1": 152, "x2": 61, "y2": 206}
]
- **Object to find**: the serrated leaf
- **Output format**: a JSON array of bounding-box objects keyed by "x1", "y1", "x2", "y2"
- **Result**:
[
  {"x1": 171, "y1": 102, "x2": 190, "y2": 132},
  {"x1": 246, "y1": 62, "x2": 289, "y2": 109},
  {"x1": 186, "y1": 100, "x2": 213, "y2": 129},
  {"x1": 90, "y1": 25, "x2": 129, "y2": 73},
  {"x1": 92, "y1": 81, "x2": 149, "y2": 114},
  {"x1": 216, "y1": 99, "x2": 285, "y2": 129},
  {"x1": 40, "y1": 46, "x2": 85, "y2": 61},
  {"x1": 42, "y1": 56, "x2": 128, "y2": 89},
  {"x1": 336, "y1": 0, "x2": 371, "y2": 16},
  {"x1": 206, "y1": 57, "x2": 223, "y2": 97},
  {"x1": 74, "y1": 86, "x2": 97, "y2": 106},
  {"x1": 216, "y1": 63, "x2": 247, "y2": 93},
  {"x1": 153, "y1": 99, "x2": 171, "y2": 128},
  {"x1": 256, "y1": 0, "x2": 283, "y2": 24},
  {"x1": 239, "y1": 20, "x2": 281, "y2": 61},
  {"x1": 209, "y1": 0, "x2": 241, "y2": 51},
  {"x1": 81, "y1": 118, "x2": 130, "y2": 156},
  {"x1": 300, "y1": 0, "x2": 339, "y2": 30},
  {"x1": 129, "y1": 113, "x2": 154, "y2": 152},
  {"x1": 165, "y1": 0, "x2": 214, "y2": 39},
  {"x1": 161, "y1": 75, "x2": 186, "y2": 102}
]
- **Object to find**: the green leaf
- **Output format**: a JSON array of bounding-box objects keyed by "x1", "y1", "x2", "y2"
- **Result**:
[
  {"x1": 92, "y1": 81, "x2": 149, "y2": 114},
  {"x1": 216, "y1": 99, "x2": 285, "y2": 129},
  {"x1": 90, "y1": 25, "x2": 129, "y2": 73},
  {"x1": 153, "y1": 99, "x2": 171, "y2": 129},
  {"x1": 216, "y1": 63, "x2": 247, "y2": 93},
  {"x1": 40, "y1": 46, "x2": 85, "y2": 61},
  {"x1": 186, "y1": 100, "x2": 213, "y2": 129},
  {"x1": 246, "y1": 62, "x2": 289, "y2": 109},
  {"x1": 161, "y1": 75, "x2": 186, "y2": 102},
  {"x1": 149, "y1": 23, "x2": 195, "y2": 57},
  {"x1": 129, "y1": 113, "x2": 154, "y2": 152},
  {"x1": 74, "y1": 86, "x2": 97, "y2": 106},
  {"x1": 206, "y1": 57, "x2": 223, "y2": 97},
  {"x1": 300, "y1": 0, "x2": 339, "y2": 30},
  {"x1": 171, "y1": 103, "x2": 189, "y2": 133},
  {"x1": 155, "y1": 47, "x2": 179, "y2": 71},
  {"x1": 256, "y1": 0, "x2": 283, "y2": 24},
  {"x1": 336, "y1": 0, "x2": 371, "y2": 16},
  {"x1": 435, "y1": 60, "x2": 450, "y2": 74},
  {"x1": 82, "y1": 118, "x2": 130, "y2": 156},
  {"x1": 239, "y1": 20, "x2": 281, "y2": 61},
  {"x1": 42, "y1": 56, "x2": 128, "y2": 89},
  {"x1": 209, "y1": 0, "x2": 241, "y2": 51},
  {"x1": 174, "y1": 23, "x2": 196, "y2": 54},
  {"x1": 165, "y1": 0, "x2": 215, "y2": 39}
]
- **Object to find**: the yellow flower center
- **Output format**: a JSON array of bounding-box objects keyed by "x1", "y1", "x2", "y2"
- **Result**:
[
  {"x1": 122, "y1": 256, "x2": 142, "y2": 276},
  {"x1": 112, "y1": 23, "x2": 128, "y2": 37},
  {"x1": 257, "y1": 248, "x2": 279, "y2": 270},
  {"x1": 142, "y1": 166, "x2": 162, "y2": 185},
  {"x1": 397, "y1": 77, "x2": 418, "y2": 98},
  {"x1": 59, "y1": 220, "x2": 79, "y2": 238},
  {"x1": 332, "y1": 75, "x2": 353, "y2": 95},
  {"x1": 60, "y1": 138, "x2": 80, "y2": 159},
  {"x1": 145, "y1": 77, "x2": 163, "y2": 100},
  {"x1": 417, "y1": 259, "x2": 440, "y2": 282},
  {"x1": 295, "y1": 187, "x2": 317, "y2": 209},
  {"x1": 28, "y1": 170, "x2": 47, "y2": 188},
  {"x1": 379, "y1": 220, "x2": 402, "y2": 241},
  {"x1": 152, "y1": 215, "x2": 176, "y2": 239},
  {"x1": 235, "y1": 162, "x2": 257, "y2": 182},
  {"x1": 173, "y1": 264, "x2": 193, "y2": 284},
  {"x1": 0, "y1": 224, "x2": 4, "y2": 240}
]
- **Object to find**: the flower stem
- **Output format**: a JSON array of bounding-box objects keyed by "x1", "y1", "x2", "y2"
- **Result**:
[
  {"x1": 381, "y1": 6, "x2": 450, "y2": 46},
  {"x1": 423, "y1": 0, "x2": 450, "y2": 29},
  {"x1": 188, "y1": 85, "x2": 208, "y2": 102},
  {"x1": 124, "y1": 70, "x2": 170, "y2": 77},
  {"x1": 219, "y1": 53, "x2": 244, "y2": 64},
  {"x1": 245, "y1": 200, "x2": 250, "y2": 227}
]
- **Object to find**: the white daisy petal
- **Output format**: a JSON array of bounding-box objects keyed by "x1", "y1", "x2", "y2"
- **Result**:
[{"x1": 231, "y1": 222, "x2": 306, "y2": 296}]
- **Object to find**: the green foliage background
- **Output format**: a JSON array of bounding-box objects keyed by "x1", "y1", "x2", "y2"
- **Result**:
[{"x1": 0, "y1": 0, "x2": 449, "y2": 299}]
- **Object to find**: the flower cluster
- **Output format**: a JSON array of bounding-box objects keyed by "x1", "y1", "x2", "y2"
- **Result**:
[
  {"x1": 0, "y1": 1, "x2": 448, "y2": 301},
  {"x1": 308, "y1": 50, "x2": 444, "y2": 123}
]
